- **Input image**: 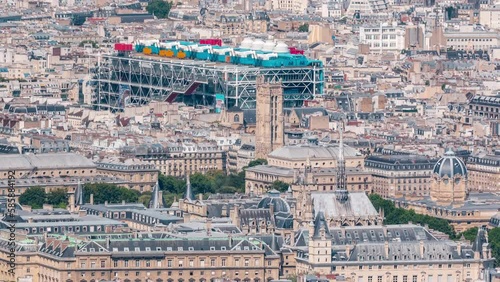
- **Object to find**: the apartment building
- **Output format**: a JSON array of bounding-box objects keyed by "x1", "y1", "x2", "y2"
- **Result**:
[
  {"x1": 444, "y1": 25, "x2": 499, "y2": 51},
  {"x1": 479, "y1": 5, "x2": 500, "y2": 29},
  {"x1": 121, "y1": 142, "x2": 226, "y2": 177},
  {"x1": 296, "y1": 219, "x2": 494, "y2": 281},
  {"x1": 0, "y1": 234, "x2": 281, "y2": 282},
  {"x1": 359, "y1": 23, "x2": 405, "y2": 53},
  {"x1": 365, "y1": 154, "x2": 438, "y2": 198},
  {"x1": 466, "y1": 154, "x2": 500, "y2": 193},
  {"x1": 271, "y1": 0, "x2": 308, "y2": 14}
]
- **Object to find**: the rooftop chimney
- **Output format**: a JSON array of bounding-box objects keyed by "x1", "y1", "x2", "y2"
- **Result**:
[
  {"x1": 206, "y1": 218, "x2": 212, "y2": 236},
  {"x1": 79, "y1": 209, "x2": 87, "y2": 217},
  {"x1": 90, "y1": 194, "x2": 94, "y2": 205}
]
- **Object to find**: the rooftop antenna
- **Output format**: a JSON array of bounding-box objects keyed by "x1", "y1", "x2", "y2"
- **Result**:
[{"x1": 335, "y1": 118, "x2": 349, "y2": 203}]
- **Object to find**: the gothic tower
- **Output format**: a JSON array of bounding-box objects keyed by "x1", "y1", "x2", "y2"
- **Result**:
[
  {"x1": 255, "y1": 76, "x2": 284, "y2": 159},
  {"x1": 335, "y1": 119, "x2": 349, "y2": 203}
]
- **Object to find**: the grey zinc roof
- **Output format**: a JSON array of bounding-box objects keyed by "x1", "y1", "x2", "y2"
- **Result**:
[
  {"x1": 269, "y1": 145, "x2": 360, "y2": 160},
  {"x1": 311, "y1": 192, "x2": 378, "y2": 218},
  {"x1": 245, "y1": 165, "x2": 295, "y2": 176},
  {"x1": 0, "y1": 153, "x2": 95, "y2": 170}
]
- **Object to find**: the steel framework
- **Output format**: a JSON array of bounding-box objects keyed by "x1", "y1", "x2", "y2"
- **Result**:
[{"x1": 90, "y1": 54, "x2": 324, "y2": 112}]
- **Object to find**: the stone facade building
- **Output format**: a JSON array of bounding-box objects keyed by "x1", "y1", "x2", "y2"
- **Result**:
[
  {"x1": 255, "y1": 76, "x2": 284, "y2": 159},
  {"x1": 0, "y1": 234, "x2": 282, "y2": 282},
  {"x1": 121, "y1": 142, "x2": 226, "y2": 177}
]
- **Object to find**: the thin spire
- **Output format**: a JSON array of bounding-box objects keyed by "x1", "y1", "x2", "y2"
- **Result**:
[
  {"x1": 336, "y1": 119, "x2": 349, "y2": 203},
  {"x1": 149, "y1": 180, "x2": 160, "y2": 209},
  {"x1": 75, "y1": 179, "x2": 83, "y2": 206},
  {"x1": 184, "y1": 173, "x2": 194, "y2": 201}
]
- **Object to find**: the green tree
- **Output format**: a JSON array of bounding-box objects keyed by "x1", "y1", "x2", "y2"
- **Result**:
[
  {"x1": 163, "y1": 192, "x2": 182, "y2": 207},
  {"x1": 298, "y1": 23, "x2": 309, "y2": 32},
  {"x1": 247, "y1": 159, "x2": 268, "y2": 168},
  {"x1": 271, "y1": 180, "x2": 289, "y2": 192},
  {"x1": 158, "y1": 173, "x2": 185, "y2": 194},
  {"x1": 79, "y1": 40, "x2": 98, "y2": 48},
  {"x1": 456, "y1": 227, "x2": 478, "y2": 242},
  {"x1": 72, "y1": 15, "x2": 87, "y2": 26},
  {"x1": 146, "y1": 0, "x2": 173, "y2": 19},
  {"x1": 190, "y1": 172, "x2": 215, "y2": 195},
  {"x1": 83, "y1": 183, "x2": 140, "y2": 204},
  {"x1": 488, "y1": 228, "x2": 500, "y2": 266},
  {"x1": 368, "y1": 194, "x2": 456, "y2": 237},
  {"x1": 47, "y1": 188, "x2": 69, "y2": 208},
  {"x1": 19, "y1": 187, "x2": 46, "y2": 209},
  {"x1": 139, "y1": 193, "x2": 152, "y2": 207}
]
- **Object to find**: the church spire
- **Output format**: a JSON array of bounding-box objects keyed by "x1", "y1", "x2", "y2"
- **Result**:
[
  {"x1": 184, "y1": 173, "x2": 194, "y2": 201},
  {"x1": 75, "y1": 179, "x2": 83, "y2": 206},
  {"x1": 149, "y1": 180, "x2": 161, "y2": 209},
  {"x1": 336, "y1": 119, "x2": 349, "y2": 203}
]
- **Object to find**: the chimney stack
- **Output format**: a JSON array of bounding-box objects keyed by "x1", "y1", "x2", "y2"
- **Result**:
[
  {"x1": 206, "y1": 218, "x2": 212, "y2": 236},
  {"x1": 419, "y1": 241, "x2": 425, "y2": 259},
  {"x1": 198, "y1": 193, "x2": 203, "y2": 201},
  {"x1": 158, "y1": 191, "x2": 163, "y2": 206},
  {"x1": 90, "y1": 194, "x2": 94, "y2": 205},
  {"x1": 79, "y1": 209, "x2": 87, "y2": 217},
  {"x1": 69, "y1": 194, "x2": 75, "y2": 212}
]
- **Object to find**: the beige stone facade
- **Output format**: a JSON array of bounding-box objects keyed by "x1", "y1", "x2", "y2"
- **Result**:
[
  {"x1": 0, "y1": 236, "x2": 281, "y2": 282},
  {"x1": 123, "y1": 143, "x2": 226, "y2": 177},
  {"x1": 466, "y1": 154, "x2": 500, "y2": 193},
  {"x1": 295, "y1": 223, "x2": 494, "y2": 282},
  {"x1": 95, "y1": 158, "x2": 159, "y2": 192},
  {"x1": 255, "y1": 76, "x2": 284, "y2": 159},
  {"x1": 365, "y1": 155, "x2": 437, "y2": 199}
]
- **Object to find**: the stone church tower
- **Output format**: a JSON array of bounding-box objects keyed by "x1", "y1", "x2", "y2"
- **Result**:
[
  {"x1": 430, "y1": 150, "x2": 468, "y2": 207},
  {"x1": 255, "y1": 76, "x2": 284, "y2": 159}
]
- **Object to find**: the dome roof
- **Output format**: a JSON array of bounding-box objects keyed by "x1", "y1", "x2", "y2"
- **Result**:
[
  {"x1": 262, "y1": 40, "x2": 276, "y2": 52},
  {"x1": 240, "y1": 37, "x2": 253, "y2": 49},
  {"x1": 251, "y1": 39, "x2": 265, "y2": 50},
  {"x1": 433, "y1": 150, "x2": 467, "y2": 178},
  {"x1": 257, "y1": 191, "x2": 290, "y2": 214},
  {"x1": 273, "y1": 42, "x2": 289, "y2": 53}
]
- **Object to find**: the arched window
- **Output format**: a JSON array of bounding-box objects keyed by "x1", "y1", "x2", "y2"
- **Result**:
[{"x1": 234, "y1": 114, "x2": 240, "y2": 123}]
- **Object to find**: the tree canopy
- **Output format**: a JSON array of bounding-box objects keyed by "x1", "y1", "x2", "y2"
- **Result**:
[
  {"x1": 488, "y1": 228, "x2": 500, "y2": 266},
  {"x1": 298, "y1": 23, "x2": 309, "y2": 32},
  {"x1": 19, "y1": 187, "x2": 47, "y2": 209},
  {"x1": 369, "y1": 194, "x2": 455, "y2": 237},
  {"x1": 246, "y1": 158, "x2": 268, "y2": 168},
  {"x1": 271, "y1": 180, "x2": 289, "y2": 192},
  {"x1": 146, "y1": 0, "x2": 173, "y2": 19},
  {"x1": 47, "y1": 188, "x2": 69, "y2": 208},
  {"x1": 83, "y1": 183, "x2": 141, "y2": 204}
]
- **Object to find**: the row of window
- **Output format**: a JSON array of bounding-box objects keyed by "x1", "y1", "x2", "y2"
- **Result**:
[{"x1": 79, "y1": 258, "x2": 271, "y2": 269}]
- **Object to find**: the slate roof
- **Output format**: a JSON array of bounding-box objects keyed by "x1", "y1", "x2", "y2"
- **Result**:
[
  {"x1": 0, "y1": 153, "x2": 95, "y2": 170},
  {"x1": 311, "y1": 192, "x2": 378, "y2": 218},
  {"x1": 268, "y1": 145, "x2": 360, "y2": 160}
]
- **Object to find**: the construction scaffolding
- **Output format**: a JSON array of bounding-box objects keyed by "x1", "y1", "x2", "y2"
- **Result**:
[{"x1": 90, "y1": 53, "x2": 324, "y2": 112}]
